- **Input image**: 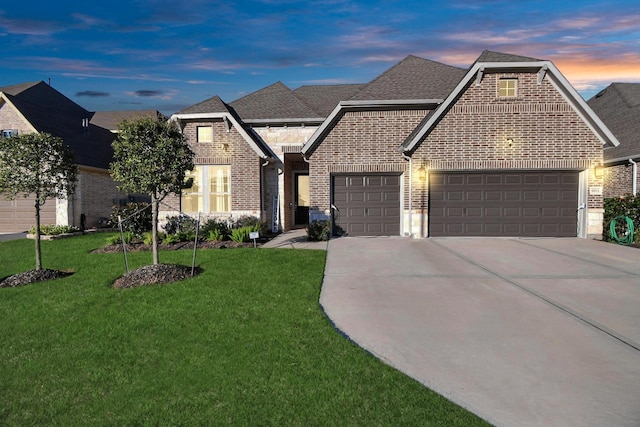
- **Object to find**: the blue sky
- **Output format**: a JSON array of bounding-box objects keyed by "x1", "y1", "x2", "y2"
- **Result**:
[{"x1": 1, "y1": 0, "x2": 639, "y2": 116}]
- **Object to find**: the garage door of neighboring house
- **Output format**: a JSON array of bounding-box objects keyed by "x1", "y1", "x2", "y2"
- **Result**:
[
  {"x1": 332, "y1": 174, "x2": 401, "y2": 236},
  {"x1": 0, "y1": 196, "x2": 56, "y2": 233},
  {"x1": 429, "y1": 171, "x2": 579, "y2": 237}
]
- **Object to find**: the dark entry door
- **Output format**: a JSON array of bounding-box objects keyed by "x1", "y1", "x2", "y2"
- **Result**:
[{"x1": 294, "y1": 173, "x2": 309, "y2": 225}]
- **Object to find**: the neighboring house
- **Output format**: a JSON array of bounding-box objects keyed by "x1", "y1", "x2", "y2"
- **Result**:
[
  {"x1": 587, "y1": 83, "x2": 640, "y2": 198},
  {"x1": 169, "y1": 50, "x2": 618, "y2": 239},
  {"x1": 0, "y1": 81, "x2": 157, "y2": 232}
]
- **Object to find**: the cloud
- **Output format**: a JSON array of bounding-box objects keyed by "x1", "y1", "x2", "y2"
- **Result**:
[
  {"x1": 134, "y1": 90, "x2": 164, "y2": 97},
  {"x1": 0, "y1": 12, "x2": 60, "y2": 36},
  {"x1": 76, "y1": 90, "x2": 109, "y2": 97}
]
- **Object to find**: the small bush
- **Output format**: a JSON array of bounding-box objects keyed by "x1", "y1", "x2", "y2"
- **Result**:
[
  {"x1": 200, "y1": 218, "x2": 230, "y2": 241},
  {"x1": 207, "y1": 229, "x2": 224, "y2": 242},
  {"x1": 162, "y1": 233, "x2": 181, "y2": 245},
  {"x1": 109, "y1": 203, "x2": 152, "y2": 235},
  {"x1": 307, "y1": 220, "x2": 331, "y2": 241},
  {"x1": 29, "y1": 224, "x2": 80, "y2": 236},
  {"x1": 230, "y1": 226, "x2": 253, "y2": 243},
  {"x1": 142, "y1": 232, "x2": 154, "y2": 245},
  {"x1": 163, "y1": 214, "x2": 198, "y2": 236},
  {"x1": 107, "y1": 231, "x2": 135, "y2": 245}
]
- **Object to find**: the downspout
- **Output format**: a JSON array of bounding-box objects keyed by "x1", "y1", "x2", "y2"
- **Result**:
[
  {"x1": 261, "y1": 158, "x2": 270, "y2": 221},
  {"x1": 629, "y1": 159, "x2": 637, "y2": 196},
  {"x1": 402, "y1": 152, "x2": 412, "y2": 238}
]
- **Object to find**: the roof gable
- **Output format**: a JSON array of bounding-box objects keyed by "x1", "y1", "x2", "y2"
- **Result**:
[
  {"x1": 402, "y1": 53, "x2": 619, "y2": 152},
  {"x1": 588, "y1": 83, "x2": 640, "y2": 162},
  {"x1": 349, "y1": 55, "x2": 466, "y2": 101},
  {"x1": 0, "y1": 81, "x2": 115, "y2": 169},
  {"x1": 230, "y1": 81, "x2": 320, "y2": 121}
]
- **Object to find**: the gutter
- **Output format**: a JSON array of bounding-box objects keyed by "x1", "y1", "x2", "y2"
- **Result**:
[{"x1": 630, "y1": 159, "x2": 638, "y2": 196}]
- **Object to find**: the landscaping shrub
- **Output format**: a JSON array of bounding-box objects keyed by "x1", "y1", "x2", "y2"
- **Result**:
[
  {"x1": 207, "y1": 229, "x2": 225, "y2": 242},
  {"x1": 200, "y1": 217, "x2": 230, "y2": 241},
  {"x1": 163, "y1": 214, "x2": 198, "y2": 236},
  {"x1": 28, "y1": 224, "x2": 80, "y2": 236},
  {"x1": 307, "y1": 220, "x2": 331, "y2": 241},
  {"x1": 109, "y1": 202, "x2": 152, "y2": 235},
  {"x1": 107, "y1": 231, "x2": 135, "y2": 245},
  {"x1": 603, "y1": 194, "x2": 640, "y2": 243},
  {"x1": 230, "y1": 224, "x2": 259, "y2": 243}
]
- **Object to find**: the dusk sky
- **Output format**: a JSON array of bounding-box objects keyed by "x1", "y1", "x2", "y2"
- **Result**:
[{"x1": 1, "y1": 0, "x2": 639, "y2": 116}]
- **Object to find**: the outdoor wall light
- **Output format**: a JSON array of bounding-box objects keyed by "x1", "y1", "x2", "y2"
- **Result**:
[
  {"x1": 594, "y1": 165, "x2": 604, "y2": 178},
  {"x1": 417, "y1": 165, "x2": 427, "y2": 183},
  {"x1": 221, "y1": 141, "x2": 230, "y2": 150}
]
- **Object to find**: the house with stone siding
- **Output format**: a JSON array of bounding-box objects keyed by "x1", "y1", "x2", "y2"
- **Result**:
[
  {"x1": 587, "y1": 83, "x2": 640, "y2": 198},
  {"x1": 169, "y1": 50, "x2": 618, "y2": 239},
  {"x1": 0, "y1": 81, "x2": 159, "y2": 233}
]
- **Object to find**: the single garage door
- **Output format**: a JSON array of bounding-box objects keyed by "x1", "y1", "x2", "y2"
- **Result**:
[
  {"x1": 0, "y1": 196, "x2": 56, "y2": 233},
  {"x1": 333, "y1": 174, "x2": 400, "y2": 236},
  {"x1": 429, "y1": 171, "x2": 579, "y2": 237}
]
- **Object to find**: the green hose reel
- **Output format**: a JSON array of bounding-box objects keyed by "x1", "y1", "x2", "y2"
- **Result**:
[{"x1": 609, "y1": 215, "x2": 635, "y2": 245}]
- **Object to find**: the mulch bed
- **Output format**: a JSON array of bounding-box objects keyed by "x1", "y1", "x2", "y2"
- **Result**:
[
  {"x1": 113, "y1": 264, "x2": 203, "y2": 289},
  {"x1": 0, "y1": 269, "x2": 74, "y2": 288}
]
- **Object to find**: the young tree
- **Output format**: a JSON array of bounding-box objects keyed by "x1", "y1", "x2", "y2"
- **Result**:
[
  {"x1": 110, "y1": 117, "x2": 194, "y2": 265},
  {"x1": 0, "y1": 132, "x2": 77, "y2": 270}
]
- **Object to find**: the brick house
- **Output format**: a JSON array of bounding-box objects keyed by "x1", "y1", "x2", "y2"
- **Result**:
[
  {"x1": 170, "y1": 51, "x2": 618, "y2": 239},
  {"x1": 587, "y1": 83, "x2": 640, "y2": 198},
  {"x1": 0, "y1": 81, "x2": 159, "y2": 232}
]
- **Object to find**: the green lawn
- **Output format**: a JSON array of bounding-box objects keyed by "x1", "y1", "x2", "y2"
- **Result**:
[{"x1": 0, "y1": 234, "x2": 488, "y2": 426}]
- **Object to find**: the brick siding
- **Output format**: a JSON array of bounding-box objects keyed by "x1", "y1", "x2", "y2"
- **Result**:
[{"x1": 603, "y1": 164, "x2": 637, "y2": 198}]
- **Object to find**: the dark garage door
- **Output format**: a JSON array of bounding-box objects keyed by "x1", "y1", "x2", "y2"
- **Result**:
[
  {"x1": 333, "y1": 174, "x2": 400, "y2": 236},
  {"x1": 429, "y1": 171, "x2": 579, "y2": 237}
]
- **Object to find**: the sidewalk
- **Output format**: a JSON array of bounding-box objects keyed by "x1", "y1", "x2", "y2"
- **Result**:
[{"x1": 262, "y1": 229, "x2": 328, "y2": 250}]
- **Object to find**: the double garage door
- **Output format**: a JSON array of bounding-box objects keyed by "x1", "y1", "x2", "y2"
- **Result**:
[
  {"x1": 430, "y1": 171, "x2": 579, "y2": 237},
  {"x1": 0, "y1": 196, "x2": 55, "y2": 233},
  {"x1": 332, "y1": 171, "x2": 579, "y2": 238}
]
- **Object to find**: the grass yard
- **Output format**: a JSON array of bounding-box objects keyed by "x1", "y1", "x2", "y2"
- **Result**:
[{"x1": 0, "y1": 233, "x2": 488, "y2": 426}]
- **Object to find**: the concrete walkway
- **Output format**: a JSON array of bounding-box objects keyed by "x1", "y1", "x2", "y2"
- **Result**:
[
  {"x1": 320, "y1": 237, "x2": 640, "y2": 427},
  {"x1": 0, "y1": 233, "x2": 27, "y2": 242},
  {"x1": 261, "y1": 228, "x2": 328, "y2": 250}
]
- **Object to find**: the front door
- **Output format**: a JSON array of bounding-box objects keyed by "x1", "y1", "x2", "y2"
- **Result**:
[{"x1": 294, "y1": 173, "x2": 310, "y2": 226}]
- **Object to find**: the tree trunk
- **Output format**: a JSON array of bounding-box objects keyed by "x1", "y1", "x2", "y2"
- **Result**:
[
  {"x1": 152, "y1": 193, "x2": 160, "y2": 265},
  {"x1": 34, "y1": 199, "x2": 42, "y2": 271}
]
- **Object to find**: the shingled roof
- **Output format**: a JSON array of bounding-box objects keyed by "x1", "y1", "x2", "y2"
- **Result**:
[
  {"x1": 588, "y1": 83, "x2": 640, "y2": 162},
  {"x1": 229, "y1": 82, "x2": 321, "y2": 121},
  {"x1": 475, "y1": 50, "x2": 542, "y2": 63},
  {"x1": 0, "y1": 81, "x2": 116, "y2": 169},
  {"x1": 90, "y1": 110, "x2": 164, "y2": 131},
  {"x1": 176, "y1": 95, "x2": 231, "y2": 115},
  {"x1": 349, "y1": 55, "x2": 466, "y2": 101},
  {"x1": 293, "y1": 84, "x2": 365, "y2": 117}
]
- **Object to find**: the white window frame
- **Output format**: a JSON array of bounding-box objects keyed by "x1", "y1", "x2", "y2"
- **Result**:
[
  {"x1": 499, "y1": 79, "x2": 518, "y2": 98},
  {"x1": 182, "y1": 165, "x2": 231, "y2": 214}
]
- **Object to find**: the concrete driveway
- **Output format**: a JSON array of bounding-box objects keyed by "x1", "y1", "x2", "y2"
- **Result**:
[{"x1": 320, "y1": 237, "x2": 640, "y2": 427}]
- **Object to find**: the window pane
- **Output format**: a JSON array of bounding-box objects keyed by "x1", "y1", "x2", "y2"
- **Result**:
[
  {"x1": 197, "y1": 126, "x2": 213, "y2": 143},
  {"x1": 182, "y1": 167, "x2": 203, "y2": 212},
  {"x1": 499, "y1": 79, "x2": 517, "y2": 97},
  {"x1": 208, "y1": 165, "x2": 231, "y2": 213}
]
